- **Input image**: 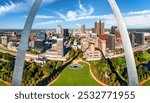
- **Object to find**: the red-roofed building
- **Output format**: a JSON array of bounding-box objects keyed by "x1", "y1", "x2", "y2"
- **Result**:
[
  {"x1": 97, "y1": 34, "x2": 108, "y2": 56},
  {"x1": 98, "y1": 34, "x2": 108, "y2": 40}
]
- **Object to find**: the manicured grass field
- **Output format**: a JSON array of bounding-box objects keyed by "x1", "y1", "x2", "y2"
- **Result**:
[
  {"x1": 143, "y1": 80, "x2": 150, "y2": 86},
  {"x1": 50, "y1": 62, "x2": 100, "y2": 86},
  {"x1": 0, "y1": 81, "x2": 6, "y2": 86}
]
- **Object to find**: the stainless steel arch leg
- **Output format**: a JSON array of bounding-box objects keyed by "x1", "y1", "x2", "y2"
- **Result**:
[
  {"x1": 108, "y1": 0, "x2": 139, "y2": 86},
  {"x1": 12, "y1": 0, "x2": 42, "y2": 86}
]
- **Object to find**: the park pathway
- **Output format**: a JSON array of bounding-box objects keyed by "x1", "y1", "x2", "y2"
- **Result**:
[
  {"x1": 139, "y1": 77, "x2": 150, "y2": 86},
  {"x1": 0, "y1": 79, "x2": 11, "y2": 86},
  {"x1": 48, "y1": 58, "x2": 108, "y2": 86},
  {"x1": 74, "y1": 59, "x2": 108, "y2": 86}
]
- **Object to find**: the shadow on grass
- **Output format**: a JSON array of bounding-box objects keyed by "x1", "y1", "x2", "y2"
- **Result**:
[
  {"x1": 36, "y1": 53, "x2": 80, "y2": 86},
  {"x1": 106, "y1": 58, "x2": 128, "y2": 86},
  {"x1": 96, "y1": 48, "x2": 128, "y2": 86}
]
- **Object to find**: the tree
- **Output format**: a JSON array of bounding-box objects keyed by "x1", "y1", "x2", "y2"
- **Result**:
[
  {"x1": 147, "y1": 49, "x2": 150, "y2": 54},
  {"x1": 110, "y1": 73, "x2": 116, "y2": 83},
  {"x1": 69, "y1": 49, "x2": 75, "y2": 58},
  {"x1": 2, "y1": 53, "x2": 14, "y2": 61}
]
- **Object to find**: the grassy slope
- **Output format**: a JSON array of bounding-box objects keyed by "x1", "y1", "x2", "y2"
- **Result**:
[
  {"x1": 50, "y1": 62, "x2": 100, "y2": 86},
  {"x1": 143, "y1": 80, "x2": 150, "y2": 86},
  {"x1": 0, "y1": 81, "x2": 6, "y2": 86}
]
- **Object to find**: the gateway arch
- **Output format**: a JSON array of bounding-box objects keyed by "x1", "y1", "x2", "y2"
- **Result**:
[
  {"x1": 12, "y1": 0, "x2": 139, "y2": 86},
  {"x1": 108, "y1": 0, "x2": 138, "y2": 86},
  {"x1": 12, "y1": 0, "x2": 42, "y2": 86}
]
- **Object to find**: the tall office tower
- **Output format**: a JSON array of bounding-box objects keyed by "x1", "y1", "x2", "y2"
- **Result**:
[
  {"x1": 92, "y1": 20, "x2": 104, "y2": 35},
  {"x1": 45, "y1": 31, "x2": 52, "y2": 40},
  {"x1": 1, "y1": 36, "x2": 9, "y2": 46},
  {"x1": 96, "y1": 20, "x2": 105, "y2": 35},
  {"x1": 44, "y1": 32, "x2": 47, "y2": 41},
  {"x1": 34, "y1": 39, "x2": 44, "y2": 51},
  {"x1": 37, "y1": 31, "x2": 45, "y2": 40},
  {"x1": 56, "y1": 25, "x2": 63, "y2": 38},
  {"x1": 81, "y1": 24, "x2": 86, "y2": 33},
  {"x1": 89, "y1": 39, "x2": 95, "y2": 54},
  {"x1": 115, "y1": 28, "x2": 121, "y2": 39},
  {"x1": 63, "y1": 29, "x2": 69, "y2": 38},
  {"x1": 57, "y1": 38, "x2": 64, "y2": 56},
  {"x1": 111, "y1": 26, "x2": 117, "y2": 34},
  {"x1": 129, "y1": 33, "x2": 135, "y2": 47},
  {"x1": 92, "y1": 28, "x2": 96, "y2": 33},
  {"x1": 134, "y1": 33, "x2": 145, "y2": 45},
  {"x1": 29, "y1": 41, "x2": 35, "y2": 49},
  {"x1": 98, "y1": 35, "x2": 108, "y2": 56},
  {"x1": 106, "y1": 34, "x2": 116, "y2": 52},
  {"x1": 30, "y1": 33, "x2": 37, "y2": 41},
  {"x1": 75, "y1": 34, "x2": 80, "y2": 42},
  {"x1": 91, "y1": 22, "x2": 98, "y2": 33}
]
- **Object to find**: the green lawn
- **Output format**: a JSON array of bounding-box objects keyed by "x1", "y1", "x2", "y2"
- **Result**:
[
  {"x1": 142, "y1": 51, "x2": 150, "y2": 61},
  {"x1": 0, "y1": 81, "x2": 6, "y2": 86},
  {"x1": 143, "y1": 80, "x2": 150, "y2": 86},
  {"x1": 50, "y1": 62, "x2": 100, "y2": 86}
]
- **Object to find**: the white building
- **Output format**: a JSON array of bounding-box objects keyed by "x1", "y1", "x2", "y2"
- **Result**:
[{"x1": 56, "y1": 25, "x2": 63, "y2": 37}]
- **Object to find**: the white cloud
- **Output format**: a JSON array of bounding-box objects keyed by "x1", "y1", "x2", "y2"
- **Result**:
[
  {"x1": 36, "y1": 9, "x2": 150, "y2": 28},
  {"x1": 88, "y1": 6, "x2": 94, "y2": 15},
  {"x1": 127, "y1": 10, "x2": 150, "y2": 15},
  {"x1": 105, "y1": 10, "x2": 150, "y2": 28},
  {"x1": 55, "y1": 12, "x2": 66, "y2": 19},
  {"x1": 28, "y1": 0, "x2": 150, "y2": 29},
  {"x1": 56, "y1": 0, "x2": 94, "y2": 21},
  {"x1": 0, "y1": 0, "x2": 58, "y2": 16},
  {"x1": 65, "y1": 14, "x2": 114, "y2": 21},
  {"x1": 124, "y1": 14, "x2": 150, "y2": 28},
  {"x1": 36, "y1": 20, "x2": 63, "y2": 26},
  {"x1": 35, "y1": 15, "x2": 55, "y2": 19},
  {"x1": 67, "y1": 11, "x2": 78, "y2": 19},
  {"x1": 75, "y1": 23, "x2": 81, "y2": 27},
  {"x1": 26, "y1": 0, "x2": 58, "y2": 5},
  {"x1": 0, "y1": 1, "x2": 26, "y2": 15},
  {"x1": 23, "y1": 15, "x2": 55, "y2": 19}
]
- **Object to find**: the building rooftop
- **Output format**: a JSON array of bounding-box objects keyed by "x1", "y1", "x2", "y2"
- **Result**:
[{"x1": 98, "y1": 34, "x2": 108, "y2": 40}]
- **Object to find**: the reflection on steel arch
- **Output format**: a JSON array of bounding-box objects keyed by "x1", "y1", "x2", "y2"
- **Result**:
[
  {"x1": 12, "y1": 0, "x2": 42, "y2": 86},
  {"x1": 108, "y1": 0, "x2": 138, "y2": 86}
]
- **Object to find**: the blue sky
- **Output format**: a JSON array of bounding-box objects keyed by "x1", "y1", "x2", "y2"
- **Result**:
[{"x1": 1, "y1": 0, "x2": 150, "y2": 29}]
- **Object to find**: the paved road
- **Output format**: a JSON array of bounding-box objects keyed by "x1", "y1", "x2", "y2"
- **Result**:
[
  {"x1": 74, "y1": 59, "x2": 108, "y2": 86},
  {"x1": 0, "y1": 42, "x2": 150, "y2": 61},
  {"x1": 0, "y1": 48, "x2": 38, "y2": 61},
  {"x1": 108, "y1": 43, "x2": 150, "y2": 59},
  {"x1": 0, "y1": 49, "x2": 16, "y2": 56}
]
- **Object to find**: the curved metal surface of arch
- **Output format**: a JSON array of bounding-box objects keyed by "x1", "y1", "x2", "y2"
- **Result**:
[
  {"x1": 108, "y1": 0, "x2": 138, "y2": 86},
  {"x1": 12, "y1": 0, "x2": 42, "y2": 86}
]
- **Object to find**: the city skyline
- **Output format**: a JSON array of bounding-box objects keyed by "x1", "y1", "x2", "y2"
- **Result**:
[
  {"x1": 0, "y1": 0, "x2": 150, "y2": 86},
  {"x1": 1, "y1": 0, "x2": 150, "y2": 29}
]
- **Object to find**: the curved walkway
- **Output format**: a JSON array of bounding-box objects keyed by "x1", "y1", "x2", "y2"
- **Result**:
[
  {"x1": 48, "y1": 75, "x2": 61, "y2": 86},
  {"x1": 48, "y1": 58, "x2": 108, "y2": 86},
  {"x1": 139, "y1": 77, "x2": 150, "y2": 86},
  {"x1": 0, "y1": 79, "x2": 11, "y2": 86},
  {"x1": 74, "y1": 59, "x2": 108, "y2": 86}
]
